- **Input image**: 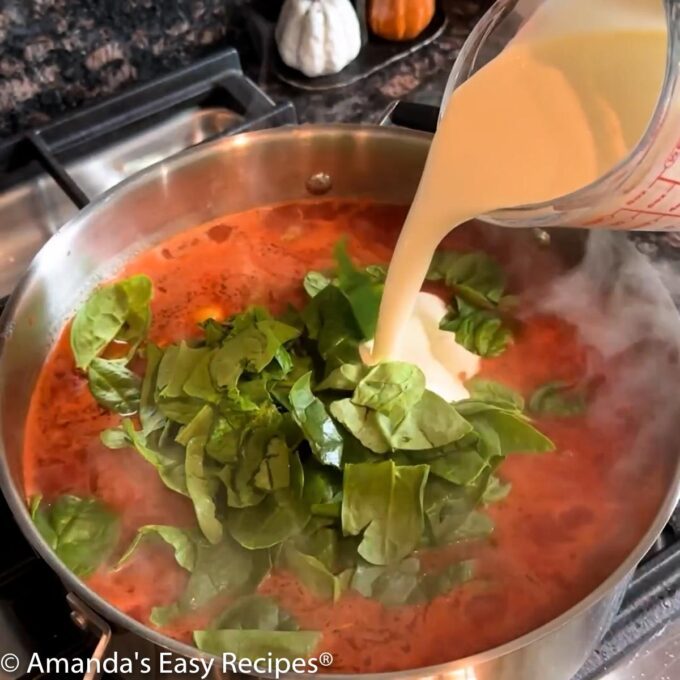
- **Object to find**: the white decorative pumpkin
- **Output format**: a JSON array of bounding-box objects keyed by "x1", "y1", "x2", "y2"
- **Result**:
[{"x1": 276, "y1": 0, "x2": 362, "y2": 78}]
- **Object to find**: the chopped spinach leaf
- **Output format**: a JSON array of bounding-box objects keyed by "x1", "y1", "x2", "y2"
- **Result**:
[
  {"x1": 351, "y1": 557, "x2": 421, "y2": 606},
  {"x1": 227, "y1": 453, "x2": 310, "y2": 549},
  {"x1": 219, "y1": 407, "x2": 283, "y2": 508},
  {"x1": 427, "y1": 445, "x2": 490, "y2": 485},
  {"x1": 117, "y1": 525, "x2": 198, "y2": 571},
  {"x1": 120, "y1": 419, "x2": 188, "y2": 496},
  {"x1": 331, "y1": 389, "x2": 472, "y2": 454},
  {"x1": 342, "y1": 460, "x2": 428, "y2": 565},
  {"x1": 183, "y1": 350, "x2": 220, "y2": 403},
  {"x1": 281, "y1": 543, "x2": 351, "y2": 601},
  {"x1": 316, "y1": 363, "x2": 368, "y2": 391},
  {"x1": 209, "y1": 313, "x2": 300, "y2": 389},
  {"x1": 201, "y1": 318, "x2": 228, "y2": 347},
  {"x1": 31, "y1": 495, "x2": 119, "y2": 577},
  {"x1": 426, "y1": 250, "x2": 514, "y2": 357},
  {"x1": 176, "y1": 404, "x2": 214, "y2": 446},
  {"x1": 70, "y1": 274, "x2": 152, "y2": 370},
  {"x1": 423, "y1": 479, "x2": 494, "y2": 546},
  {"x1": 212, "y1": 594, "x2": 298, "y2": 631},
  {"x1": 333, "y1": 239, "x2": 383, "y2": 340},
  {"x1": 381, "y1": 390, "x2": 473, "y2": 451},
  {"x1": 462, "y1": 407, "x2": 555, "y2": 455},
  {"x1": 158, "y1": 342, "x2": 210, "y2": 399},
  {"x1": 185, "y1": 436, "x2": 222, "y2": 544},
  {"x1": 100, "y1": 426, "x2": 129, "y2": 449},
  {"x1": 329, "y1": 400, "x2": 390, "y2": 454},
  {"x1": 415, "y1": 561, "x2": 475, "y2": 601},
  {"x1": 302, "y1": 285, "x2": 362, "y2": 367},
  {"x1": 140, "y1": 343, "x2": 165, "y2": 435},
  {"x1": 303, "y1": 465, "x2": 343, "y2": 517},
  {"x1": 441, "y1": 307, "x2": 512, "y2": 358},
  {"x1": 194, "y1": 629, "x2": 321, "y2": 661},
  {"x1": 465, "y1": 377, "x2": 524, "y2": 411},
  {"x1": 528, "y1": 380, "x2": 587, "y2": 417},
  {"x1": 353, "y1": 362, "x2": 425, "y2": 419},
  {"x1": 303, "y1": 271, "x2": 332, "y2": 298},
  {"x1": 253, "y1": 437, "x2": 290, "y2": 491},
  {"x1": 351, "y1": 557, "x2": 474, "y2": 606},
  {"x1": 151, "y1": 536, "x2": 267, "y2": 625},
  {"x1": 427, "y1": 251, "x2": 505, "y2": 304},
  {"x1": 482, "y1": 475, "x2": 512, "y2": 505},
  {"x1": 289, "y1": 372, "x2": 343, "y2": 468},
  {"x1": 87, "y1": 358, "x2": 141, "y2": 415}
]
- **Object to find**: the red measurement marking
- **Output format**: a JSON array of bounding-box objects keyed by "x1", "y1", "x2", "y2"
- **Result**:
[
  {"x1": 619, "y1": 207, "x2": 680, "y2": 218},
  {"x1": 648, "y1": 187, "x2": 674, "y2": 209},
  {"x1": 657, "y1": 176, "x2": 680, "y2": 186},
  {"x1": 664, "y1": 141, "x2": 680, "y2": 169},
  {"x1": 634, "y1": 216, "x2": 665, "y2": 229},
  {"x1": 604, "y1": 210, "x2": 640, "y2": 227},
  {"x1": 627, "y1": 188, "x2": 648, "y2": 205}
]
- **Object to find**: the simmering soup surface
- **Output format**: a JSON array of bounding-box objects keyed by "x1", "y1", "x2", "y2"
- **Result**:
[{"x1": 23, "y1": 200, "x2": 668, "y2": 672}]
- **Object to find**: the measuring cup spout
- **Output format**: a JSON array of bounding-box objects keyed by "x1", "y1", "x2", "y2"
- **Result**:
[{"x1": 441, "y1": 0, "x2": 680, "y2": 231}]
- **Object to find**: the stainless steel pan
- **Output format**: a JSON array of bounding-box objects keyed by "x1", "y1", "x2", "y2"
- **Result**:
[{"x1": 1, "y1": 125, "x2": 679, "y2": 680}]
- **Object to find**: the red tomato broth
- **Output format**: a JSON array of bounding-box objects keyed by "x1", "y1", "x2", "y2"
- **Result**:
[{"x1": 22, "y1": 200, "x2": 669, "y2": 673}]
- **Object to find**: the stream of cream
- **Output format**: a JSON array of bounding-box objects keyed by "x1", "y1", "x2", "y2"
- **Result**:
[{"x1": 371, "y1": 0, "x2": 668, "y2": 363}]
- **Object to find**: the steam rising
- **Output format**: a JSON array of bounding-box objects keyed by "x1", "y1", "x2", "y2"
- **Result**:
[
  {"x1": 536, "y1": 232, "x2": 680, "y2": 356},
  {"x1": 533, "y1": 231, "x2": 680, "y2": 487}
]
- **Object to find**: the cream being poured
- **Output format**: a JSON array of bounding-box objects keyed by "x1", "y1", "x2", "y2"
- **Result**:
[{"x1": 371, "y1": 0, "x2": 667, "y2": 367}]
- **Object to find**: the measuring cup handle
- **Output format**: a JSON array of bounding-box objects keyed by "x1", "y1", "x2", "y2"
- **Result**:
[{"x1": 378, "y1": 101, "x2": 440, "y2": 133}]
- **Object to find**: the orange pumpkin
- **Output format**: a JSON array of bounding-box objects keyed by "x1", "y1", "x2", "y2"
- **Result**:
[{"x1": 368, "y1": 0, "x2": 436, "y2": 41}]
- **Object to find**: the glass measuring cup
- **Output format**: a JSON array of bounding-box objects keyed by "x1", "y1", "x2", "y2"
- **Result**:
[{"x1": 441, "y1": 0, "x2": 680, "y2": 231}]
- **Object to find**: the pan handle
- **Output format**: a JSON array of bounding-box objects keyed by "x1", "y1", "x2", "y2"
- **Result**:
[
  {"x1": 378, "y1": 101, "x2": 440, "y2": 133},
  {"x1": 67, "y1": 593, "x2": 112, "y2": 680}
]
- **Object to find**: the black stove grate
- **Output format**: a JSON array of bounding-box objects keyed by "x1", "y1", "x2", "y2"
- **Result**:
[{"x1": 0, "y1": 47, "x2": 296, "y2": 207}]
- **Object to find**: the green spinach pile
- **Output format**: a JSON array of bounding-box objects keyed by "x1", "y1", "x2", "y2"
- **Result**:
[{"x1": 32, "y1": 242, "x2": 568, "y2": 657}]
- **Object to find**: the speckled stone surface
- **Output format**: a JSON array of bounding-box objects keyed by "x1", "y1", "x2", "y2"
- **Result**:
[
  {"x1": 0, "y1": 0, "x2": 487, "y2": 137},
  {"x1": 0, "y1": 0, "x2": 238, "y2": 137}
]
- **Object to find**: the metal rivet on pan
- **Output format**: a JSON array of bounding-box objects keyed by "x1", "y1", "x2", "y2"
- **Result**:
[
  {"x1": 306, "y1": 172, "x2": 333, "y2": 195},
  {"x1": 71, "y1": 611, "x2": 87, "y2": 629},
  {"x1": 533, "y1": 228, "x2": 551, "y2": 246}
]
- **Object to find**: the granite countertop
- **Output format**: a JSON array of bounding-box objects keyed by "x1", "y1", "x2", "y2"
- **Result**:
[
  {"x1": 0, "y1": 0, "x2": 486, "y2": 137},
  {"x1": 0, "y1": 0, "x2": 236, "y2": 137}
]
